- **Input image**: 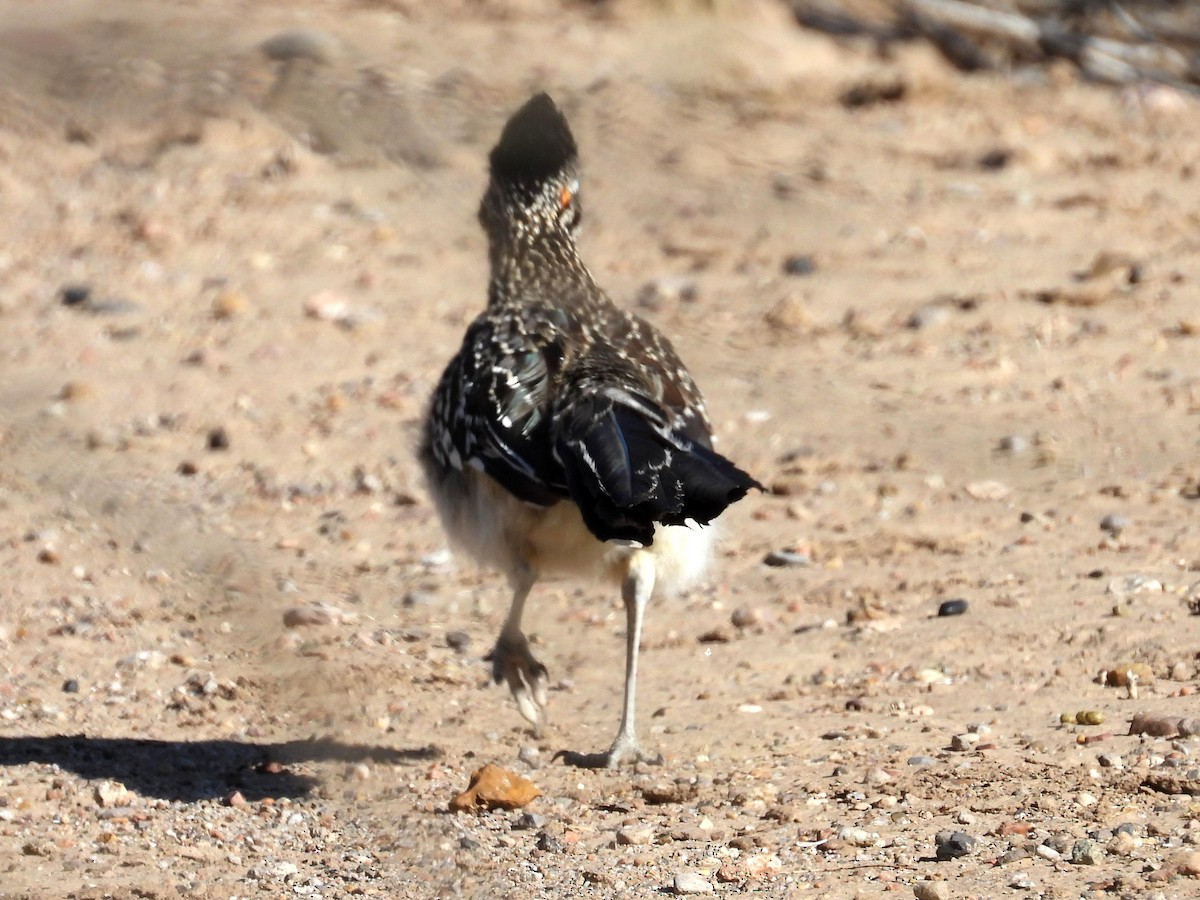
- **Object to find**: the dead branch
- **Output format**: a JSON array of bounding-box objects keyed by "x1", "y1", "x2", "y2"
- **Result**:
[{"x1": 790, "y1": 0, "x2": 1200, "y2": 87}]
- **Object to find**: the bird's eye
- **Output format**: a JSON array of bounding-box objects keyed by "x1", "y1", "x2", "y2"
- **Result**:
[{"x1": 559, "y1": 185, "x2": 572, "y2": 209}]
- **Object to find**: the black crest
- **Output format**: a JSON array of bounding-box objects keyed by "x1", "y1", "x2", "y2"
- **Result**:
[{"x1": 489, "y1": 93, "x2": 577, "y2": 187}]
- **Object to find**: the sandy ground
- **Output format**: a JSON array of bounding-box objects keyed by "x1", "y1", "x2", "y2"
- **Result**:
[{"x1": 2, "y1": 1, "x2": 1200, "y2": 897}]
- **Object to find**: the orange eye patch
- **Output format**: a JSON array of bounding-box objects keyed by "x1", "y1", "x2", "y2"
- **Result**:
[{"x1": 559, "y1": 186, "x2": 572, "y2": 208}]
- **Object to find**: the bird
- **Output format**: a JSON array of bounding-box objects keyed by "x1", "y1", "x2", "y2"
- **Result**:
[{"x1": 420, "y1": 93, "x2": 762, "y2": 768}]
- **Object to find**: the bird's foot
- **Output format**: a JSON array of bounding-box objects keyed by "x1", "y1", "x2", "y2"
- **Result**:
[
  {"x1": 491, "y1": 631, "x2": 549, "y2": 732},
  {"x1": 555, "y1": 733, "x2": 663, "y2": 770}
]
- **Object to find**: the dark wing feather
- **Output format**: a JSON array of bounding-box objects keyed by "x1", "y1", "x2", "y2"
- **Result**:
[
  {"x1": 554, "y1": 387, "x2": 762, "y2": 545},
  {"x1": 425, "y1": 316, "x2": 569, "y2": 507}
]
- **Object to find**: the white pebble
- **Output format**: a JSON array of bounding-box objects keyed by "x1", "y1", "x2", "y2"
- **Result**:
[{"x1": 672, "y1": 872, "x2": 714, "y2": 895}]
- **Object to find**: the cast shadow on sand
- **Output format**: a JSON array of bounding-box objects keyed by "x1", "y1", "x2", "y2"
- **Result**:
[{"x1": 0, "y1": 734, "x2": 442, "y2": 802}]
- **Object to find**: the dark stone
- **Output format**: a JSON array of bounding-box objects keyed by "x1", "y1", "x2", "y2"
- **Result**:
[
  {"x1": 782, "y1": 254, "x2": 816, "y2": 276},
  {"x1": 978, "y1": 148, "x2": 1013, "y2": 171},
  {"x1": 535, "y1": 832, "x2": 564, "y2": 852},
  {"x1": 206, "y1": 427, "x2": 230, "y2": 451},
  {"x1": 937, "y1": 599, "x2": 969, "y2": 617},
  {"x1": 60, "y1": 284, "x2": 91, "y2": 307},
  {"x1": 935, "y1": 830, "x2": 976, "y2": 861},
  {"x1": 512, "y1": 812, "x2": 545, "y2": 830}
]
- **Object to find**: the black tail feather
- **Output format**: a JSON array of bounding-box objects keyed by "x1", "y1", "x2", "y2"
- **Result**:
[{"x1": 555, "y1": 399, "x2": 761, "y2": 545}]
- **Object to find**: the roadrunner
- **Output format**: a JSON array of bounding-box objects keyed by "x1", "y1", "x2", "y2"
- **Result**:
[{"x1": 420, "y1": 93, "x2": 761, "y2": 768}]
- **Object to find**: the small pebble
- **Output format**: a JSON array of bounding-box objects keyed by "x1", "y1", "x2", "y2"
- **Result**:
[
  {"x1": 93, "y1": 781, "x2": 131, "y2": 808},
  {"x1": 1008, "y1": 871, "x2": 1036, "y2": 890},
  {"x1": 616, "y1": 825, "x2": 654, "y2": 846},
  {"x1": 1173, "y1": 850, "x2": 1200, "y2": 876},
  {"x1": 61, "y1": 679, "x2": 79, "y2": 694},
  {"x1": 512, "y1": 812, "x2": 545, "y2": 830},
  {"x1": 60, "y1": 284, "x2": 91, "y2": 306},
  {"x1": 1107, "y1": 831, "x2": 1137, "y2": 856},
  {"x1": 260, "y1": 29, "x2": 340, "y2": 64},
  {"x1": 517, "y1": 745, "x2": 541, "y2": 769},
  {"x1": 781, "y1": 254, "x2": 816, "y2": 276},
  {"x1": 935, "y1": 830, "x2": 976, "y2": 861},
  {"x1": 1099, "y1": 513, "x2": 1129, "y2": 536},
  {"x1": 304, "y1": 290, "x2": 351, "y2": 322},
  {"x1": 672, "y1": 872, "x2": 714, "y2": 895},
  {"x1": 764, "y1": 295, "x2": 812, "y2": 331},
  {"x1": 536, "y1": 832, "x2": 564, "y2": 853},
  {"x1": 1045, "y1": 833, "x2": 1072, "y2": 854},
  {"x1": 59, "y1": 381, "x2": 95, "y2": 402},
  {"x1": 1036, "y1": 844, "x2": 1061, "y2": 861},
  {"x1": 763, "y1": 549, "x2": 809, "y2": 568},
  {"x1": 913, "y1": 881, "x2": 949, "y2": 900},
  {"x1": 997, "y1": 434, "x2": 1029, "y2": 454},
  {"x1": 730, "y1": 605, "x2": 763, "y2": 629},
  {"x1": 907, "y1": 305, "x2": 949, "y2": 330},
  {"x1": 211, "y1": 290, "x2": 249, "y2": 320},
  {"x1": 206, "y1": 427, "x2": 230, "y2": 451},
  {"x1": 950, "y1": 733, "x2": 979, "y2": 751},
  {"x1": 1070, "y1": 839, "x2": 1103, "y2": 865},
  {"x1": 937, "y1": 599, "x2": 968, "y2": 617},
  {"x1": 978, "y1": 147, "x2": 1013, "y2": 170},
  {"x1": 637, "y1": 277, "x2": 697, "y2": 310},
  {"x1": 839, "y1": 827, "x2": 880, "y2": 847},
  {"x1": 445, "y1": 630, "x2": 471, "y2": 652},
  {"x1": 907, "y1": 756, "x2": 938, "y2": 767}
]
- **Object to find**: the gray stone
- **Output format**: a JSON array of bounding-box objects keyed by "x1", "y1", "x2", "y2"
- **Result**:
[
  {"x1": 672, "y1": 872, "x2": 714, "y2": 895},
  {"x1": 1070, "y1": 839, "x2": 1103, "y2": 865},
  {"x1": 1099, "y1": 513, "x2": 1130, "y2": 536},
  {"x1": 935, "y1": 830, "x2": 976, "y2": 860}
]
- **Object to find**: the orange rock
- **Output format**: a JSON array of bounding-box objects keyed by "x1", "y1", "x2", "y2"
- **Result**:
[
  {"x1": 448, "y1": 764, "x2": 540, "y2": 813},
  {"x1": 1104, "y1": 663, "x2": 1154, "y2": 687}
]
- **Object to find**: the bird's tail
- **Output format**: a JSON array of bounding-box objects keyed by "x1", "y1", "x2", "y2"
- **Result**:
[{"x1": 554, "y1": 395, "x2": 762, "y2": 546}]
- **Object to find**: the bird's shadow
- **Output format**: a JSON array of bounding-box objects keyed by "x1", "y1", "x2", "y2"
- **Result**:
[{"x1": 0, "y1": 733, "x2": 441, "y2": 802}]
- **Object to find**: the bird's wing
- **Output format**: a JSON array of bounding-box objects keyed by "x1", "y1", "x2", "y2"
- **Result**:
[
  {"x1": 552, "y1": 369, "x2": 762, "y2": 546},
  {"x1": 450, "y1": 317, "x2": 570, "y2": 506}
]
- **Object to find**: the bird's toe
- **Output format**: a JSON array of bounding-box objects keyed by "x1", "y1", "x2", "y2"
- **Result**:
[{"x1": 493, "y1": 633, "x2": 550, "y2": 728}]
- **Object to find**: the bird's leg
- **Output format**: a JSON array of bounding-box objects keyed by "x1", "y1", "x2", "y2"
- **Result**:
[
  {"x1": 603, "y1": 550, "x2": 663, "y2": 769},
  {"x1": 492, "y1": 565, "x2": 549, "y2": 734}
]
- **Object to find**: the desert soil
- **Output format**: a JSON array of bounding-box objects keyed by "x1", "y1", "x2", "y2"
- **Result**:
[{"x1": 1, "y1": 1, "x2": 1199, "y2": 898}]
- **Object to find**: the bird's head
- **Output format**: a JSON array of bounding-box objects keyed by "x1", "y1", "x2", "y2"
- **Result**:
[{"x1": 479, "y1": 93, "x2": 582, "y2": 247}]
